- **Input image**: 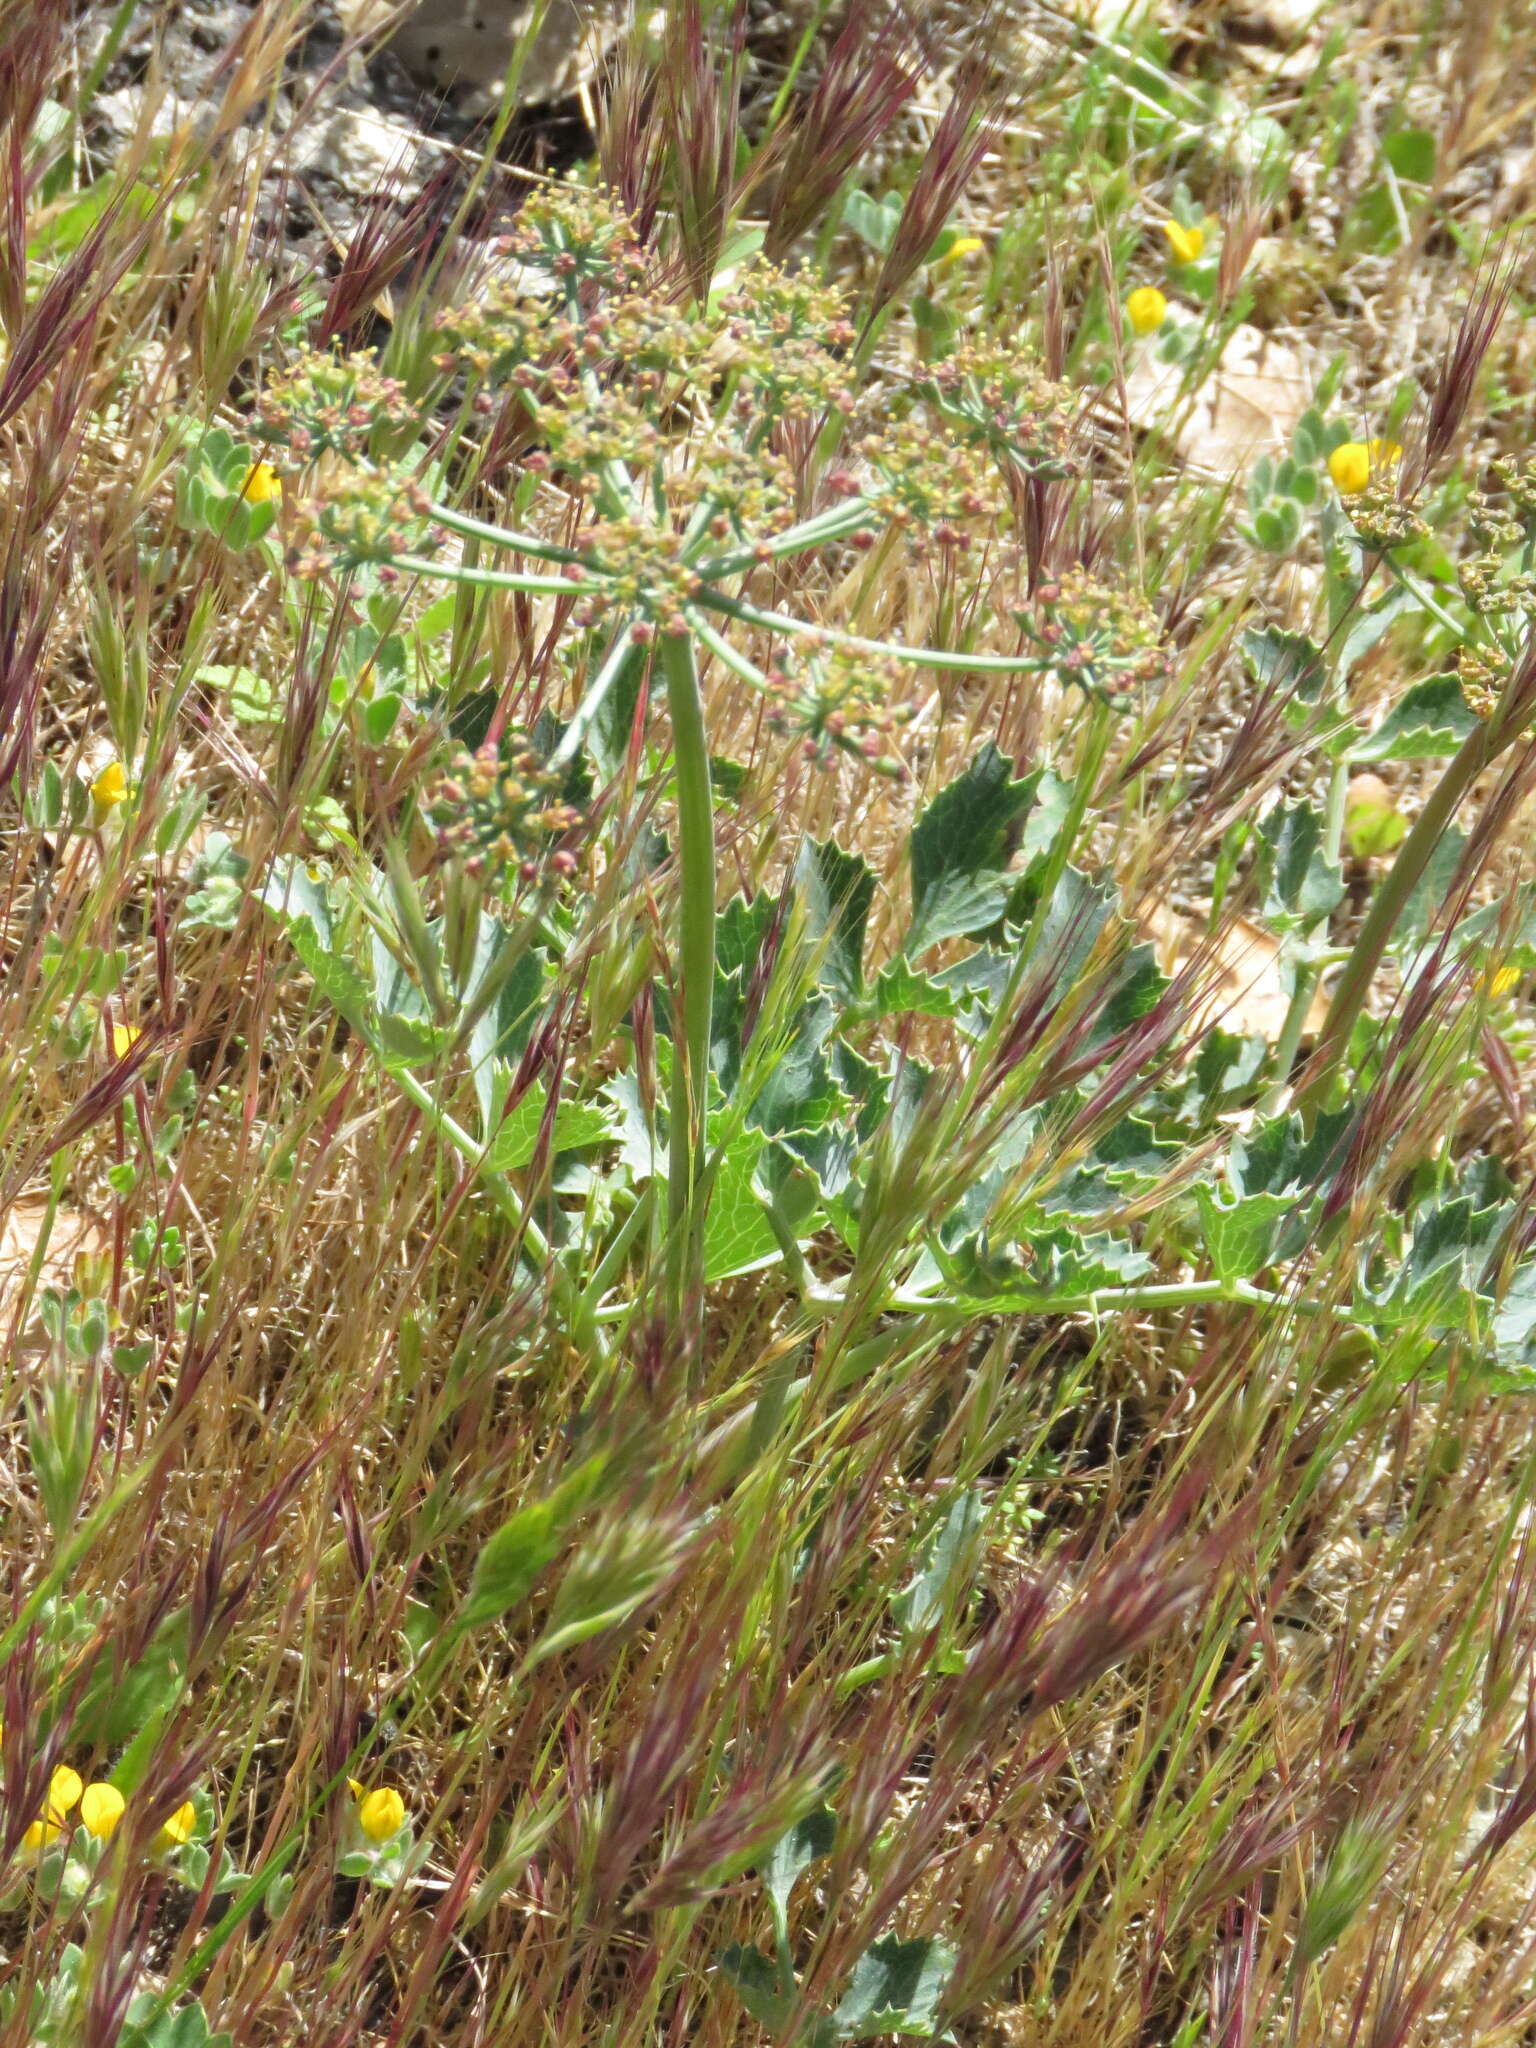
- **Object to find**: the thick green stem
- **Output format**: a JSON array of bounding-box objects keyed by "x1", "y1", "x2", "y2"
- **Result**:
[
  {"x1": 660, "y1": 631, "x2": 716, "y2": 1306},
  {"x1": 1299, "y1": 718, "x2": 1496, "y2": 1111}
]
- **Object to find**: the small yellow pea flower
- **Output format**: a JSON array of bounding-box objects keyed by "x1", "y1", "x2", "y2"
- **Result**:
[
  {"x1": 1159, "y1": 219, "x2": 1204, "y2": 265},
  {"x1": 24, "y1": 1765, "x2": 83, "y2": 1848},
  {"x1": 240, "y1": 461, "x2": 282, "y2": 505},
  {"x1": 110, "y1": 1022, "x2": 142, "y2": 1059},
  {"x1": 934, "y1": 235, "x2": 984, "y2": 270},
  {"x1": 1328, "y1": 441, "x2": 1373, "y2": 496},
  {"x1": 156, "y1": 1799, "x2": 197, "y2": 1849},
  {"x1": 1486, "y1": 964, "x2": 1522, "y2": 999},
  {"x1": 356, "y1": 1785, "x2": 406, "y2": 1843},
  {"x1": 80, "y1": 1782, "x2": 125, "y2": 1840},
  {"x1": 90, "y1": 760, "x2": 128, "y2": 817},
  {"x1": 1367, "y1": 437, "x2": 1404, "y2": 468},
  {"x1": 1126, "y1": 286, "x2": 1168, "y2": 336}
]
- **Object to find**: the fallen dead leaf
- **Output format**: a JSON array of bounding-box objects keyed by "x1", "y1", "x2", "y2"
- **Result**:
[
  {"x1": 1124, "y1": 321, "x2": 1312, "y2": 479},
  {"x1": 1142, "y1": 904, "x2": 1330, "y2": 1041},
  {"x1": 0, "y1": 1198, "x2": 107, "y2": 1330}
]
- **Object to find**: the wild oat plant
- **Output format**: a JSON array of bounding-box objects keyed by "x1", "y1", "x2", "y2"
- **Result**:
[{"x1": 9, "y1": 0, "x2": 1536, "y2": 2043}]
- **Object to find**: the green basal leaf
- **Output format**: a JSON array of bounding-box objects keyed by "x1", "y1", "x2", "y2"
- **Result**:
[
  {"x1": 1257, "y1": 803, "x2": 1345, "y2": 928},
  {"x1": 1240, "y1": 625, "x2": 1326, "y2": 703},
  {"x1": 833, "y1": 1935, "x2": 956, "y2": 2038},
  {"x1": 483, "y1": 1081, "x2": 614, "y2": 1173},
  {"x1": 1193, "y1": 1185, "x2": 1295, "y2": 1283},
  {"x1": 1354, "y1": 674, "x2": 1480, "y2": 762},
  {"x1": 907, "y1": 746, "x2": 1038, "y2": 955},
  {"x1": 796, "y1": 839, "x2": 877, "y2": 999},
  {"x1": 763, "y1": 1805, "x2": 838, "y2": 1933},
  {"x1": 717, "y1": 1946, "x2": 796, "y2": 2030}
]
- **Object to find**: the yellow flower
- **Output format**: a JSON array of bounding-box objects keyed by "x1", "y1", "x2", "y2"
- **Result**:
[
  {"x1": 110, "y1": 1022, "x2": 142, "y2": 1059},
  {"x1": 80, "y1": 1782, "x2": 125, "y2": 1840},
  {"x1": 1486, "y1": 964, "x2": 1522, "y2": 999},
  {"x1": 90, "y1": 760, "x2": 128, "y2": 815},
  {"x1": 24, "y1": 1765, "x2": 83, "y2": 1848},
  {"x1": 1328, "y1": 441, "x2": 1372, "y2": 496},
  {"x1": 1367, "y1": 437, "x2": 1404, "y2": 468},
  {"x1": 1126, "y1": 286, "x2": 1168, "y2": 336},
  {"x1": 934, "y1": 235, "x2": 984, "y2": 270},
  {"x1": 156, "y1": 1799, "x2": 197, "y2": 1849},
  {"x1": 1159, "y1": 219, "x2": 1204, "y2": 265},
  {"x1": 356, "y1": 1785, "x2": 406, "y2": 1843},
  {"x1": 240, "y1": 461, "x2": 282, "y2": 505}
]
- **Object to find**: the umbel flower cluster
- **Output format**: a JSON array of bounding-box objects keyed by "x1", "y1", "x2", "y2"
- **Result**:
[
  {"x1": 256, "y1": 348, "x2": 414, "y2": 459},
  {"x1": 762, "y1": 644, "x2": 919, "y2": 775},
  {"x1": 1453, "y1": 456, "x2": 1536, "y2": 722},
  {"x1": 261, "y1": 184, "x2": 1135, "y2": 787},
  {"x1": 427, "y1": 732, "x2": 583, "y2": 883},
  {"x1": 1018, "y1": 569, "x2": 1171, "y2": 704}
]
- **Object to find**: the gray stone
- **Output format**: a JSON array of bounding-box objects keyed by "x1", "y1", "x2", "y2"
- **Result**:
[
  {"x1": 339, "y1": 0, "x2": 614, "y2": 104},
  {"x1": 294, "y1": 104, "x2": 422, "y2": 197}
]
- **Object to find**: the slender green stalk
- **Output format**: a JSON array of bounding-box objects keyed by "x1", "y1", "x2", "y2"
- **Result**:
[
  {"x1": 684, "y1": 607, "x2": 773, "y2": 687},
  {"x1": 694, "y1": 584, "x2": 1051, "y2": 673},
  {"x1": 1258, "y1": 753, "x2": 1353, "y2": 1116},
  {"x1": 548, "y1": 627, "x2": 646, "y2": 773},
  {"x1": 659, "y1": 632, "x2": 717, "y2": 1311},
  {"x1": 885, "y1": 1277, "x2": 1378, "y2": 1321},
  {"x1": 592, "y1": 1269, "x2": 1387, "y2": 1329},
  {"x1": 75, "y1": 0, "x2": 141, "y2": 121},
  {"x1": 390, "y1": 554, "x2": 600, "y2": 598},
  {"x1": 695, "y1": 499, "x2": 878, "y2": 577},
  {"x1": 1385, "y1": 558, "x2": 1468, "y2": 642},
  {"x1": 428, "y1": 500, "x2": 596, "y2": 568}
]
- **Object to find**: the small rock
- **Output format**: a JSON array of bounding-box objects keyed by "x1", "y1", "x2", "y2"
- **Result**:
[
  {"x1": 1226, "y1": 0, "x2": 1319, "y2": 38},
  {"x1": 337, "y1": 0, "x2": 617, "y2": 106},
  {"x1": 292, "y1": 104, "x2": 424, "y2": 199},
  {"x1": 94, "y1": 83, "x2": 217, "y2": 145}
]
